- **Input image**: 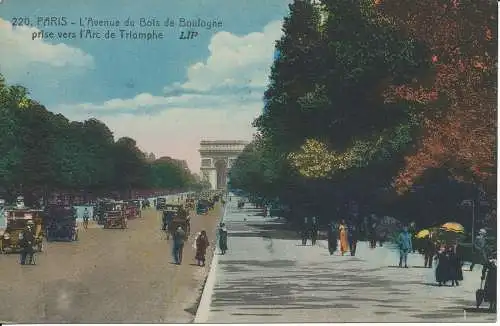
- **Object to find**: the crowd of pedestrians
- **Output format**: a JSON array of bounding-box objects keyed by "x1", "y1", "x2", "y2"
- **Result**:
[{"x1": 297, "y1": 212, "x2": 496, "y2": 312}]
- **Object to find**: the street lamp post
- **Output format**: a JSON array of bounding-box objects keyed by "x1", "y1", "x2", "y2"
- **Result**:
[
  {"x1": 461, "y1": 199, "x2": 476, "y2": 251},
  {"x1": 472, "y1": 200, "x2": 475, "y2": 250}
]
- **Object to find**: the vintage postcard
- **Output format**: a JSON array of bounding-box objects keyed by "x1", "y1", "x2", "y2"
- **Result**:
[{"x1": 0, "y1": 0, "x2": 496, "y2": 324}]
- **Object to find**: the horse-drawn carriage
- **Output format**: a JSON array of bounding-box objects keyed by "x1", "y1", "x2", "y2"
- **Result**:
[
  {"x1": 103, "y1": 201, "x2": 127, "y2": 229},
  {"x1": 0, "y1": 208, "x2": 44, "y2": 253},
  {"x1": 44, "y1": 204, "x2": 78, "y2": 241},
  {"x1": 162, "y1": 204, "x2": 190, "y2": 240}
]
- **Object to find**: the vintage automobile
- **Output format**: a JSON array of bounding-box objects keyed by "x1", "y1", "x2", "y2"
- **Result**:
[
  {"x1": 196, "y1": 199, "x2": 210, "y2": 215},
  {"x1": 103, "y1": 202, "x2": 127, "y2": 229},
  {"x1": 156, "y1": 197, "x2": 167, "y2": 210},
  {"x1": 126, "y1": 200, "x2": 142, "y2": 219},
  {"x1": 162, "y1": 204, "x2": 190, "y2": 239},
  {"x1": 96, "y1": 199, "x2": 117, "y2": 225},
  {"x1": 0, "y1": 208, "x2": 44, "y2": 253},
  {"x1": 44, "y1": 204, "x2": 78, "y2": 241}
]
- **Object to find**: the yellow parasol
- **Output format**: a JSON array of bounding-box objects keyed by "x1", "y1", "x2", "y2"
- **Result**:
[
  {"x1": 440, "y1": 222, "x2": 465, "y2": 233},
  {"x1": 415, "y1": 229, "x2": 430, "y2": 239}
]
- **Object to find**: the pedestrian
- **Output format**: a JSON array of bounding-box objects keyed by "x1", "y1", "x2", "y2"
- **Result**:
[
  {"x1": 92, "y1": 204, "x2": 98, "y2": 221},
  {"x1": 327, "y1": 221, "x2": 338, "y2": 255},
  {"x1": 423, "y1": 234, "x2": 436, "y2": 268},
  {"x1": 448, "y1": 245, "x2": 463, "y2": 286},
  {"x1": 83, "y1": 207, "x2": 90, "y2": 230},
  {"x1": 218, "y1": 223, "x2": 228, "y2": 255},
  {"x1": 481, "y1": 254, "x2": 497, "y2": 312},
  {"x1": 348, "y1": 224, "x2": 359, "y2": 256},
  {"x1": 19, "y1": 221, "x2": 35, "y2": 265},
  {"x1": 338, "y1": 220, "x2": 349, "y2": 256},
  {"x1": 470, "y1": 228, "x2": 488, "y2": 271},
  {"x1": 195, "y1": 230, "x2": 209, "y2": 266},
  {"x1": 301, "y1": 217, "x2": 309, "y2": 246},
  {"x1": 362, "y1": 216, "x2": 369, "y2": 240},
  {"x1": 397, "y1": 226, "x2": 412, "y2": 268},
  {"x1": 409, "y1": 221, "x2": 417, "y2": 252},
  {"x1": 435, "y1": 247, "x2": 449, "y2": 286},
  {"x1": 311, "y1": 216, "x2": 319, "y2": 245},
  {"x1": 379, "y1": 231, "x2": 385, "y2": 247},
  {"x1": 369, "y1": 222, "x2": 377, "y2": 249},
  {"x1": 172, "y1": 226, "x2": 186, "y2": 265}
]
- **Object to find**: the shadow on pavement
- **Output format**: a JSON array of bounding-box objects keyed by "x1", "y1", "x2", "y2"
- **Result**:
[
  {"x1": 232, "y1": 313, "x2": 282, "y2": 316},
  {"x1": 463, "y1": 307, "x2": 497, "y2": 314}
]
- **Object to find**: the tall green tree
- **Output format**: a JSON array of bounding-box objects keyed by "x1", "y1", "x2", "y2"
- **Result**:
[
  {"x1": 254, "y1": 0, "x2": 324, "y2": 152},
  {"x1": 0, "y1": 72, "x2": 203, "y2": 200},
  {"x1": 230, "y1": 0, "x2": 435, "y2": 225}
]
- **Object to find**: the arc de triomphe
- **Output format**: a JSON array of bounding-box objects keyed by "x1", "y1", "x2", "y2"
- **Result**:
[{"x1": 198, "y1": 140, "x2": 248, "y2": 190}]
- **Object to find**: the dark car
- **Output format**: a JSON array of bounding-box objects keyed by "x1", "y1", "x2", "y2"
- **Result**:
[
  {"x1": 44, "y1": 205, "x2": 78, "y2": 241},
  {"x1": 156, "y1": 197, "x2": 167, "y2": 210},
  {"x1": 196, "y1": 199, "x2": 210, "y2": 215}
]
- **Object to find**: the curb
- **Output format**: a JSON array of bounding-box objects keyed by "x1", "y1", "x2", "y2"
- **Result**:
[{"x1": 193, "y1": 201, "x2": 227, "y2": 323}]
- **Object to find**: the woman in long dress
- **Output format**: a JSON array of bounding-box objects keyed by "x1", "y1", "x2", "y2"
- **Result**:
[
  {"x1": 327, "y1": 221, "x2": 338, "y2": 255},
  {"x1": 195, "y1": 230, "x2": 209, "y2": 266},
  {"x1": 218, "y1": 223, "x2": 228, "y2": 255},
  {"x1": 339, "y1": 220, "x2": 349, "y2": 256},
  {"x1": 435, "y1": 246, "x2": 449, "y2": 286}
]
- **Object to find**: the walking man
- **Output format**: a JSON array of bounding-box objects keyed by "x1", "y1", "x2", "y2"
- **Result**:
[
  {"x1": 172, "y1": 226, "x2": 186, "y2": 265},
  {"x1": 218, "y1": 223, "x2": 228, "y2": 255},
  {"x1": 20, "y1": 221, "x2": 35, "y2": 265},
  {"x1": 423, "y1": 234, "x2": 436, "y2": 268},
  {"x1": 83, "y1": 207, "x2": 90, "y2": 230},
  {"x1": 311, "y1": 216, "x2": 319, "y2": 245},
  {"x1": 397, "y1": 226, "x2": 413, "y2": 268},
  {"x1": 301, "y1": 217, "x2": 309, "y2": 246},
  {"x1": 327, "y1": 221, "x2": 338, "y2": 255},
  {"x1": 348, "y1": 224, "x2": 359, "y2": 256}
]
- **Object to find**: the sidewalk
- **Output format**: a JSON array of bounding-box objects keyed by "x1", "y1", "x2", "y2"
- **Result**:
[{"x1": 199, "y1": 207, "x2": 496, "y2": 323}]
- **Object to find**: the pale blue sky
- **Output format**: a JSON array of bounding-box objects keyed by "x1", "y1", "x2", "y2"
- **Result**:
[{"x1": 0, "y1": 0, "x2": 290, "y2": 171}]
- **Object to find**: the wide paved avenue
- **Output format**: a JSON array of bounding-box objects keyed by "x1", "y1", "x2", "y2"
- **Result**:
[
  {"x1": 199, "y1": 200, "x2": 496, "y2": 323},
  {"x1": 0, "y1": 200, "x2": 221, "y2": 323}
]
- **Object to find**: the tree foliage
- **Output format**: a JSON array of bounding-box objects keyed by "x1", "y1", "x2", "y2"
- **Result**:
[
  {"x1": 229, "y1": 0, "x2": 495, "y2": 227},
  {"x1": 376, "y1": 0, "x2": 497, "y2": 195},
  {"x1": 0, "y1": 74, "x2": 203, "y2": 200}
]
